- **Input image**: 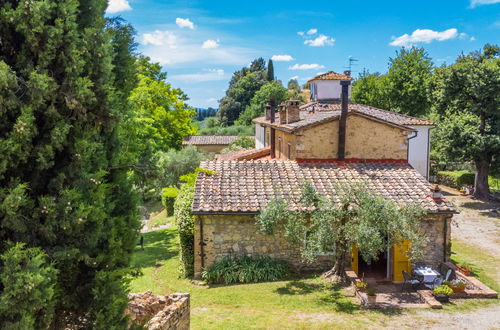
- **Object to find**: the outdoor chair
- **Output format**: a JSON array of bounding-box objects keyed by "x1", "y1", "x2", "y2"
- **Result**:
[
  {"x1": 432, "y1": 269, "x2": 453, "y2": 288},
  {"x1": 402, "y1": 270, "x2": 421, "y2": 292}
]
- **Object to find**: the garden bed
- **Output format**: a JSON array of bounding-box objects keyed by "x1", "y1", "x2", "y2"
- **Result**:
[{"x1": 442, "y1": 262, "x2": 498, "y2": 299}]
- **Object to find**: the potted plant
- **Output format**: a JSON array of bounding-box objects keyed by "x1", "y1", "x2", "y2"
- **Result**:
[
  {"x1": 366, "y1": 287, "x2": 377, "y2": 305},
  {"x1": 456, "y1": 262, "x2": 472, "y2": 276},
  {"x1": 433, "y1": 285, "x2": 453, "y2": 303},
  {"x1": 355, "y1": 280, "x2": 367, "y2": 292},
  {"x1": 450, "y1": 280, "x2": 467, "y2": 293}
]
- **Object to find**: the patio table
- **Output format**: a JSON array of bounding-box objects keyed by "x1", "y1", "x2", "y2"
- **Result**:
[{"x1": 413, "y1": 267, "x2": 440, "y2": 287}]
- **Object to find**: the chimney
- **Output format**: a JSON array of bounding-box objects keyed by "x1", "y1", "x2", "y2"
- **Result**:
[
  {"x1": 265, "y1": 104, "x2": 272, "y2": 120},
  {"x1": 278, "y1": 100, "x2": 301, "y2": 124},
  {"x1": 337, "y1": 80, "x2": 351, "y2": 161},
  {"x1": 278, "y1": 102, "x2": 287, "y2": 123},
  {"x1": 269, "y1": 98, "x2": 276, "y2": 158},
  {"x1": 430, "y1": 184, "x2": 443, "y2": 200},
  {"x1": 344, "y1": 70, "x2": 351, "y2": 77}
]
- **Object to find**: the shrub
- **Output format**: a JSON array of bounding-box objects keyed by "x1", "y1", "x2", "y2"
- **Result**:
[
  {"x1": 161, "y1": 187, "x2": 179, "y2": 216},
  {"x1": 433, "y1": 285, "x2": 453, "y2": 296},
  {"x1": 220, "y1": 136, "x2": 255, "y2": 154},
  {"x1": 0, "y1": 243, "x2": 58, "y2": 329},
  {"x1": 155, "y1": 146, "x2": 206, "y2": 191},
  {"x1": 202, "y1": 256, "x2": 289, "y2": 284},
  {"x1": 436, "y1": 170, "x2": 475, "y2": 189},
  {"x1": 174, "y1": 168, "x2": 215, "y2": 277}
]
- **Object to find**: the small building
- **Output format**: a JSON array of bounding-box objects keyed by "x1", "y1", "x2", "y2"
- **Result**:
[
  {"x1": 182, "y1": 135, "x2": 254, "y2": 154},
  {"x1": 192, "y1": 70, "x2": 456, "y2": 282},
  {"x1": 254, "y1": 71, "x2": 434, "y2": 178}
]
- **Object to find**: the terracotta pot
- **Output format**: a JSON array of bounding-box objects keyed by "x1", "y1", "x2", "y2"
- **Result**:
[
  {"x1": 451, "y1": 286, "x2": 465, "y2": 293},
  {"x1": 367, "y1": 295, "x2": 377, "y2": 305},
  {"x1": 460, "y1": 268, "x2": 472, "y2": 276}
]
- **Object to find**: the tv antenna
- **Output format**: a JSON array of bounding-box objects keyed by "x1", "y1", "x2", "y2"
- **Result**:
[{"x1": 345, "y1": 56, "x2": 359, "y2": 72}]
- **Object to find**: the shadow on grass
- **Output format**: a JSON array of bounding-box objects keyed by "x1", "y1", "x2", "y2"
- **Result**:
[
  {"x1": 132, "y1": 229, "x2": 179, "y2": 269},
  {"x1": 276, "y1": 279, "x2": 360, "y2": 314}
]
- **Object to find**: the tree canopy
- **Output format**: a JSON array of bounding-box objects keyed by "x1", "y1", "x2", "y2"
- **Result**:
[
  {"x1": 0, "y1": 0, "x2": 140, "y2": 327},
  {"x1": 257, "y1": 183, "x2": 426, "y2": 278},
  {"x1": 217, "y1": 58, "x2": 270, "y2": 126},
  {"x1": 431, "y1": 45, "x2": 500, "y2": 199}
]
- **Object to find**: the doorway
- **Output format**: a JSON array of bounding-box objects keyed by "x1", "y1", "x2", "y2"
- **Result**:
[{"x1": 358, "y1": 249, "x2": 388, "y2": 280}]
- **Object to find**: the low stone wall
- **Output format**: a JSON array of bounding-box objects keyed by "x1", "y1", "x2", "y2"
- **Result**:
[{"x1": 126, "y1": 291, "x2": 190, "y2": 329}]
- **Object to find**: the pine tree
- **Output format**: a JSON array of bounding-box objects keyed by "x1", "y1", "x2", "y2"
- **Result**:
[
  {"x1": 0, "y1": 1, "x2": 139, "y2": 327},
  {"x1": 267, "y1": 59, "x2": 275, "y2": 81}
]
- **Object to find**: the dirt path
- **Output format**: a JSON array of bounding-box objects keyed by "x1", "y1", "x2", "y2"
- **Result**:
[{"x1": 441, "y1": 186, "x2": 500, "y2": 256}]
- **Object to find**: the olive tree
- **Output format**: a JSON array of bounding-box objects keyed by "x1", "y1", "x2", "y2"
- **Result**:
[{"x1": 257, "y1": 183, "x2": 427, "y2": 279}]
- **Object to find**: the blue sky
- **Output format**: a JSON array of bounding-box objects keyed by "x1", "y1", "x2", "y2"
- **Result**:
[{"x1": 106, "y1": 0, "x2": 500, "y2": 108}]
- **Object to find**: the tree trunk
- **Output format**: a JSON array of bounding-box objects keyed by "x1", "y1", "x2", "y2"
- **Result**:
[{"x1": 474, "y1": 160, "x2": 490, "y2": 200}]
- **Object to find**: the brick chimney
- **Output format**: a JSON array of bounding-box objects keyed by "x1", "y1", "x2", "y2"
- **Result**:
[
  {"x1": 265, "y1": 104, "x2": 272, "y2": 120},
  {"x1": 278, "y1": 100, "x2": 301, "y2": 124}
]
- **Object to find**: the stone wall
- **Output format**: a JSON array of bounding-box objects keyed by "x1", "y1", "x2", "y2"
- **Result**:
[
  {"x1": 126, "y1": 291, "x2": 190, "y2": 330},
  {"x1": 195, "y1": 144, "x2": 228, "y2": 153},
  {"x1": 194, "y1": 214, "x2": 334, "y2": 277},
  {"x1": 272, "y1": 114, "x2": 409, "y2": 161},
  {"x1": 194, "y1": 213, "x2": 453, "y2": 279},
  {"x1": 417, "y1": 214, "x2": 452, "y2": 269}
]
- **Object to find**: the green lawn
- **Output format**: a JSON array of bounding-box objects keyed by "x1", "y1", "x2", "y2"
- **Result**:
[
  {"x1": 129, "y1": 227, "x2": 408, "y2": 329},
  {"x1": 129, "y1": 226, "x2": 499, "y2": 329}
]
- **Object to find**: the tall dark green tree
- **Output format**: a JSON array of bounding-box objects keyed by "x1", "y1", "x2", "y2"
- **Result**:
[
  {"x1": 217, "y1": 58, "x2": 268, "y2": 125},
  {"x1": 267, "y1": 59, "x2": 275, "y2": 81},
  {"x1": 431, "y1": 45, "x2": 500, "y2": 199},
  {"x1": 0, "y1": 1, "x2": 139, "y2": 327}
]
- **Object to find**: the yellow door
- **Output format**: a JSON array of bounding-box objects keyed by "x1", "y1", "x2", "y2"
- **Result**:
[
  {"x1": 351, "y1": 244, "x2": 358, "y2": 276},
  {"x1": 393, "y1": 240, "x2": 411, "y2": 282}
]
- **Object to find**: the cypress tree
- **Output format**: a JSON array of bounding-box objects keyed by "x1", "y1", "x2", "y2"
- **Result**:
[
  {"x1": 267, "y1": 59, "x2": 275, "y2": 81},
  {"x1": 0, "y1": 0, "x2": 139, "y2": 327}
]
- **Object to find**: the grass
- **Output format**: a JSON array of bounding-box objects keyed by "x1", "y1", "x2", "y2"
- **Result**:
[
  {"x1": 129, "y1": 226, "x2": 408, "y2": 329},
  {"x1": 129, "y1": 224, "x2": 499, "y2": 328}
]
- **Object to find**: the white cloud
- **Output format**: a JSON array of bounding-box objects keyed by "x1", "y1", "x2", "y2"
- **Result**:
[
  {"x1": 297, "y1": 31, "x2": 305, "y2": 36},
  {"x1": 470, "y1": 0, "x2": 500, "y2": 7},
  {"x1": 470, "y1": 36, "x2": 476, "y2": 41},
  {"x1": 288, "y1": 63, "x2": 325, "y2": 70},
  {"x1": 390, "y1": 28, "x2": 464, "y2": 47},
  {"x1": 202, "y1": 39, "x2": 220, "y2": 49},
  {"x1": 106, "y1": 0, "x2": 131, "y2": 14},
  {"x1": 171, "y1": 69, "x2": 227, "y2": 82},
  {"x1": 289, "y1": 75, "x2": 299, "y2": 80},
  {"x1": 206, "y1": 97, "x2": 218, "y2": 104},
  {"x1": 307, "y1": 28, "x2": 318, "y2": 35},
  {"x1": 176, "y1": 17, "x2": 195, "y2": 29},
  {"x1": 271, "y1": 54, "x2": 294, "y2": 62},
  {"x1": 142, "y1": 30, "x2": 177, "y2": 47},
  {"x1": 304, "y1": 34, "x2": 335, "y2": 47}
]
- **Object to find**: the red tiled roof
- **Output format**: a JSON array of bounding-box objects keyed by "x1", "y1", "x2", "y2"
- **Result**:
[
  {"x1": 252, "y1": 102, "x2": 433, "y2": 132},
  {"x1": 192, "y1": 160, "x2": 457, "y2": 214},
  {"x1": 308, "y1": 71, "x2": 354, "y2": 82},
  {"x1": 182, "y1": 135, "x2": 254, "y2": 146},
  {"x1": 215, "y1": 147, "x2": 271, "y2": 161}
]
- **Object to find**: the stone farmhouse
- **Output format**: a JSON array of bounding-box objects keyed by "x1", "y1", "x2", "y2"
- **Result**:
[
  {"x1": 182, "y1": 135, "x2": 254, "y2": 154},
  {"x1": 191, "y1": 71, "x2": 457, "y2": 282}
]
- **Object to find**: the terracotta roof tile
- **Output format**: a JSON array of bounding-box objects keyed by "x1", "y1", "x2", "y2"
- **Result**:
[
  {"x1": 182, "y1": 135, "x2": 254, "y2": 145},
  {"x1": 215, "y1": 147, "x2": 271, "y2": 161},
  {"x1": 308, "y1": 71, "x2": 354, "y2": 82},
  {"x1": 192, "y1": 160, "x2": 456, "y2": 214},
  {"x1": 253, "y1": 102, "x2": 433, "y2": 131}
]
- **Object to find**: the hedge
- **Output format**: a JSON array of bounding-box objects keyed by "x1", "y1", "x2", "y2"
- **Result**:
[{"x1": 436, "y1": 170, "x2": 475, "y2": 189}]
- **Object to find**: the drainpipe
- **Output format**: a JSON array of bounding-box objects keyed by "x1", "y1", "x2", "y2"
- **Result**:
[
  {"x1": 406, "y1": 130, "x2": 418, "y2": 163},
  {"x1": 443, "y1": 215, "x2": 452, "y2": 263},
  {"x1": 269, "y1": 98, "x2": 276, "y2": 158},
  {"x1": 337, "y1": 80, "x2": 351, "y2": 161},
  {"x1": 427, "y1": 127, "x2": 434, "y2": 180},
  {"x1": 199, "y1": 216, "x2": 205, "y2": 269}
]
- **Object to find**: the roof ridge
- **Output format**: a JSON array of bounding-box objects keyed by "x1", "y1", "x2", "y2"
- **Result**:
[{"x1": 353, "y1": 103, "x2": 434, "y2": 125}]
